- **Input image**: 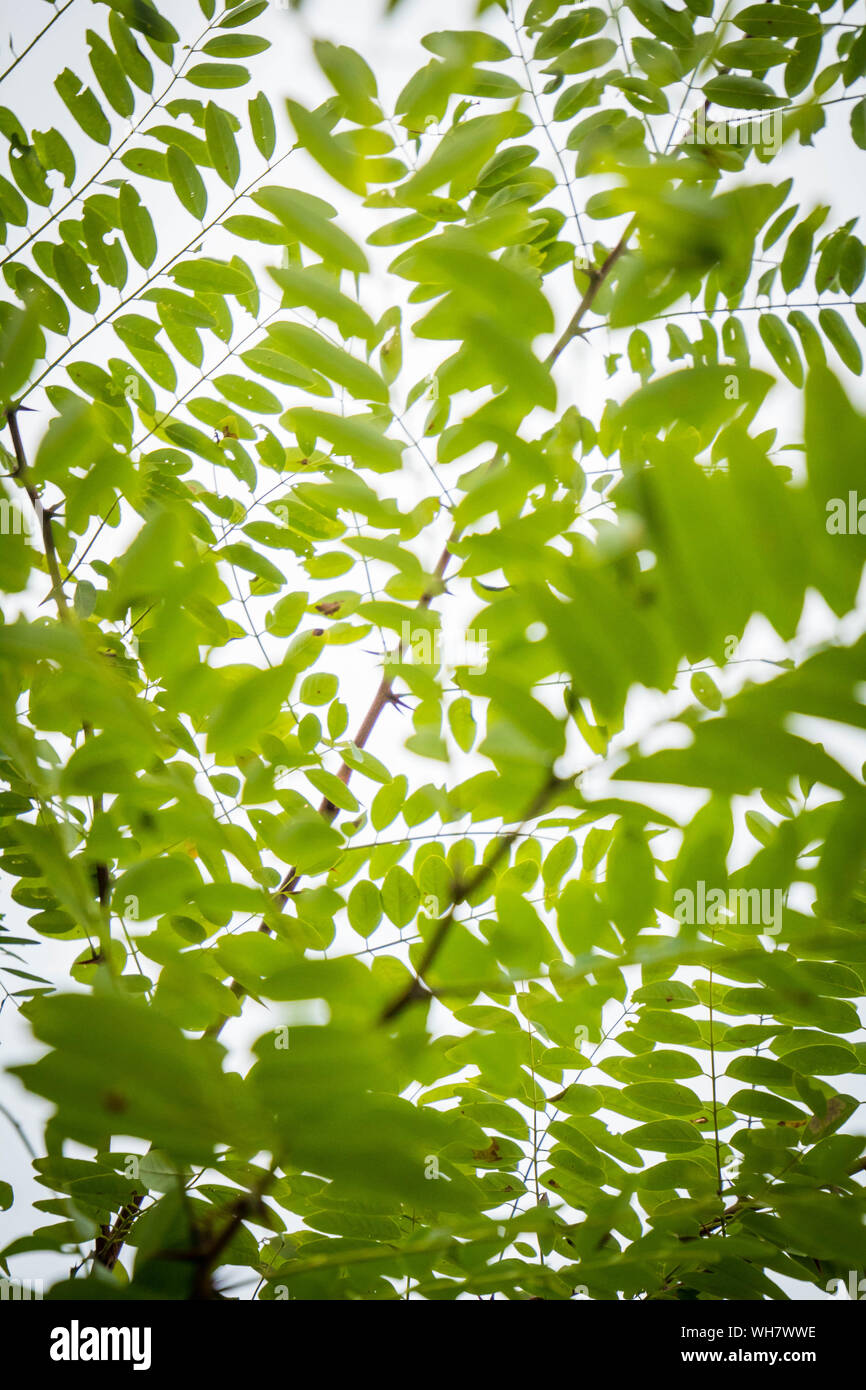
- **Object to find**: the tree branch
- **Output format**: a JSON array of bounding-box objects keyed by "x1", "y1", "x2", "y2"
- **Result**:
[
  {"x1": 0, "y1": 11, "x2": 220, "y2": 273},
  {"x1": 544, "y1": 215, "x2": 637, "y2": 367},
  {"x1": 6, "y1": 407, "x2": 70, "y2": 621},
  {"x1": 203, "y1": 540, "x2": 453, "y2": 1039},
  {"x1": 6, "y1": 408, "x2": 114, "y2": 937},
  {"x1": 204, "y1": 219, "x2": 639, "y2": 1038},
  {"x1": 94, "y1": 1193, "x2": 143, "y2": 1270},
  {"x1": 0, "y1": 0, "x2": 76, "y2": 87},
  {"x1": 379, "y1": 769, "x2": 563, "y2": 1023}
]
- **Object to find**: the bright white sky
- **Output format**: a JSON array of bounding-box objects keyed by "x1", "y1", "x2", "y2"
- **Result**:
[{"x1": 0, "y1": 0, "x2": 865, "y2": 1300}]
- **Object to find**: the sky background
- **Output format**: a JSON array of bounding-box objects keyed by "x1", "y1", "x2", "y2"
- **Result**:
[{"x1": 1, "y1": 0, "x2": 865, "y2": 1299}]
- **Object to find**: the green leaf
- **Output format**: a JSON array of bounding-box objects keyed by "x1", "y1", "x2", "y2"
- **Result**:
[
  {"x1": 0, "y1": 305, "x2": 43, "y2": 403},
  {"x1": 819, "y1": 308, "x2": 863, "y2": 375},
  {"x1": 627, "y1": 0, "x2": 694, "y2": 47},
  {"x1": 780, "y1": 209, "x2": 827, "y2": 293},
  {"x1": 96, "y1": 0, "x2": 179, "y2": 44},
  {"x1": 166, "y1": 145, "x2": 207, "y2": 219},
  {"x1": 702, "y1": 74, "x2": 787, "y2": 109},
  {"x1": 0, "y1": 172, "x2": 28, "y2": 225},
  {"x1": 299, "y1": 671, "x2": 338, "y2": 706},
  {"x1": 187, "y1": 63, "x2": 251, "y2": 90},
  {"x1": 619, "y1": 365, "x2": 772, "y2": 431},
  {"x1": 287, "y1": 99, "x2": 367, "y2": 195},
  {"x1": 305, "y1": 767, "x2": 359, "y2": 812},
  {"x1": 691, "y1": 671, "x2": 722, "y2": 710},
  {"x1": 5, "y1": 0, "x2": 866, "y2": 1308},
  {"x1": 772, "y1": 1195, "x2": 866, "y2": 1266},
  {"x1": 270, "y1": 811, "x2": 343, "y2": 874},
  {"x1": 605, "y1": 822, "x2": 655, "y2": 939},
  {"x1": 759, "y1": 312, "x2": 804, "y2": 386},
  {"x1": 535, "y1": 11, "x2": 607, "y2": 59},
  {"x1": 215, "y1": 373, "x2": 281, "y2": 413},
  {"x1": 11, "y1": 993, "x2": 236, "y2": 1164},
  {"x1": 55, "y1": 69, "x2": 112, "y2": 144},
  {"x1": 218, "y1": 542, "x2": 284, "y2": 586},
  {"x1": 616, "y1": 719, "x2": 857, "y2": 796},
  {"x1": 402, "y1": 111, "x2": 528, "y2": 200},
  {"x1": 108, "y1": 11, "x2": 154, "y2": 92},
  {"x1": 207, "y1": 665, "x2": 296, "y2": 756},
  {"x1": 785, "y1": 1045, "x2": 859, "y2": 1077},
  {"x1": 253, "y1": 187, "x2": 368, "y2": 273},
  {"x1": 339, "y1": 743, "x2": 391, "y2": 783},
  {"x1": 121, "y1": 146, "x2": 172, "y2": 181},
  {"x1": 718, "y1": 38, "x2": 793, "y2": 71},
  {"x1": 348, "y1": 880, "x2": 382, "y2": 936},
  {"x1": 284, "y1": 408, "x2": 402, "y2": 472},
  {"x1": 392, "y1": 234, "x2": 553, "y2": 339},
  {"x1": 249, "y1": 91, "x2": 276, "y2": 158},
  {"x1": 637, "y1": 1159, "x2": 714, "y2": 1191},
  {"x1": 223, "y1": 213, "x2": 294, "y2": 245},
  {"x1": 623, "y1": 1081, "x2": 703, "y2": 1116},
  {"x1": 53, "y1": 243, "x2": 101, "y2": 313},
  {"x1": 313, "y1": 41, "x2": 381, "y2": 125},
  {"x1": 612, "y1": 75, "x2": 669, "y2": 115},
  {"x1": 733, "y1": 4, "x2": 823, "y2": 38},
  {"x1": 621, "y1": 1051, "x2": 702, "y2": 1080},
  {"x1": 382, "y1": 865, "x2": 420, "y2": 927},
  {"x1": 448, "y1": 695, "x2": 476, "y2": 753},
  {"x1": 788, "y1": 309, "x2": 826, "y2": 368},
  {"x1": 786, "y1": 34, "x2": 820, "y2": 97},
  {"x1": 218, "y1": 0, "x2": 269, "y2": 27},
  {"x1": 547, "y1": 37, "x2": 617, "y2": 75},
  {"x1": 5, "y1": 264, "x2": 68, "y2": 335},
  {"x1": 371, "y1": 776, "x2": 407, "y2": 830},
  {"x1": 87, "y1": 29, "x2": 134, "y2": 116},
  {"x1": 204, "y1": 101, "x2": 241, "y2": 187},
  {"x1": 269, "y1": 264, "x2": 376, "y2": 343},
  {"x1": 270, "y1": 322, "x2": 387, "y2": 402},
  {"x1": 627, "y1": 1120, "x2": 705, "y2": 1153},
  {"x1": 266, "y1": 591, "x2": 308, "y2": 637},
  {"x1": 202, "y1": 34, "x2": 270, "y2": 59},
  {"x1": 119, "y1": 181, "x2": 157, "y2": 267},
  {"x1": 114, "y1": 854, "x2": 201, "y2": 921},
  {"x1": 171, "y1": 257, "x2": 252, "y2": 293}
]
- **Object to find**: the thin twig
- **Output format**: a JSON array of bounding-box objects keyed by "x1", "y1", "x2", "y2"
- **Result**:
[
  {"x1": 379, "y1": 771, "x2": 562, "y2": 1023},
  {"x1": 0, "y1": 0, "x2": 76, "y2": 87},
  {"x1": 545, "y1": 217, "x2": 637, "y2": 366},
  {"x1": 6, "y1": 408, "x2": 70, "y2": 620},
  {"x1": 203, "y1": 541, "x2": 453, "y2": 1039}
]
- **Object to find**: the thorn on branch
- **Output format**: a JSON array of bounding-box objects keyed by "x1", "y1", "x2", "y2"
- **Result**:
[{"x1": 386, "y1": 690, "x2": 412, "y2": 713}]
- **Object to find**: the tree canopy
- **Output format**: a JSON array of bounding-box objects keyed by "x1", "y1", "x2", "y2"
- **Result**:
[{"x1": 1, "y1": 0, "x2": 866, "y2": 1301}]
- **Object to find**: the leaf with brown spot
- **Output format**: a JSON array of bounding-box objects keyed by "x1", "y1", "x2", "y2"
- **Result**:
[{"x1": 806, "y1": 1094, "x2": 858, "y2": 1141}]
